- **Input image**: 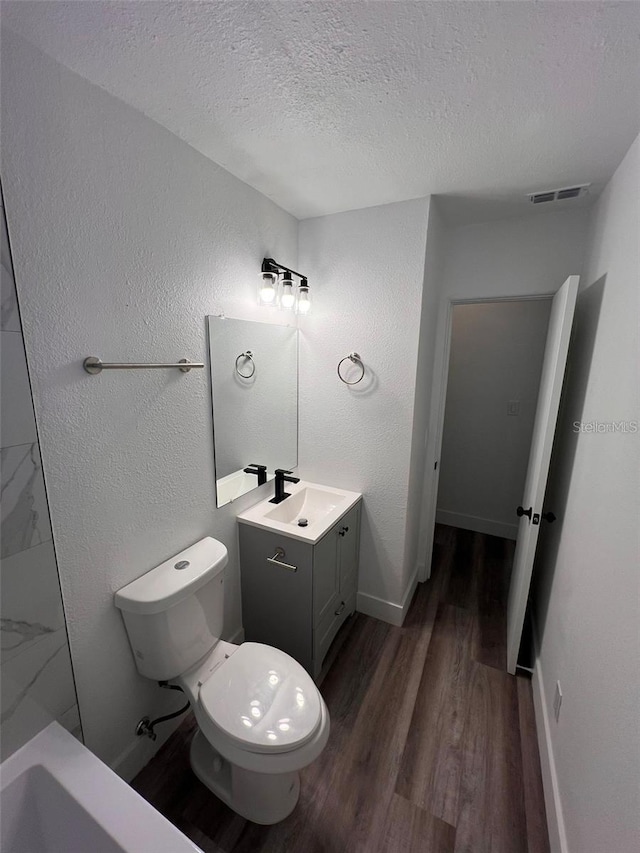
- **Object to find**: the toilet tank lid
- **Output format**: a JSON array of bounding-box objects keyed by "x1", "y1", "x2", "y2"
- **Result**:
[{"x1": 114, "y1": 537, "x2": 228, "y2": 615}]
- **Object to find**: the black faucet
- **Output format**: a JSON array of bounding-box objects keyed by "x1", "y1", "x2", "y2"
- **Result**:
[
  {"x1": 243, "y1": 463, "x2": 267, "y2": 486},
  {"x1": 270, "y1": 469, "x2": 300, "y2": 504}
]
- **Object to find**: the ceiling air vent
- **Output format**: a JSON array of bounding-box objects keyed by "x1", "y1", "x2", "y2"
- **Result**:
[
  {"x1": 531, "y1": 192, "x2": 556, "y2": 204},
  {"x1": 529, "y1": 184, "x2": 590, "y2": 204}
]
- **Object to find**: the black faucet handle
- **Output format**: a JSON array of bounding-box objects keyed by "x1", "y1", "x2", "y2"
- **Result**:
[
  {"x1": 243, "y1": 463, "x2": 268, "y2": 486},
  {"x1": 274, "y1": 468, "x2": 300, "y2": 483}
]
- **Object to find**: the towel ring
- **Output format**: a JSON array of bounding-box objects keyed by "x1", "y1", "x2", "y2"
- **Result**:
[
  {"x1": 235, "y1": 351, "x2": 255, "y2": 379},
  {"x1": 337, "y1": 352, "x2": 365, "y2": 385}
]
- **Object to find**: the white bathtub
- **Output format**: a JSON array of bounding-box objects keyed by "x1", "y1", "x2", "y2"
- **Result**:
[{"x1": 0, "y1": 722, "x2": 202, "y2": 853}]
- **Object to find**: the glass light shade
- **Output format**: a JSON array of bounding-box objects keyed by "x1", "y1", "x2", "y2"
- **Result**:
[
  {"x1": 259, "y1": 271, "x2": 277, "y2": 304},
  {"x1": 280, "y1": 281, "x2": 295, "y2": 309},
  {"x1": 297, "y1": 285, "x2": 311, "y2": 314}
]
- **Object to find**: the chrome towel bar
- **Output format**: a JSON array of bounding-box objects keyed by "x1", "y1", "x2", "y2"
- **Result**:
[
  {"x1": 83, "y1": 357, "x2": 204, "y2": 375},
  {"x1": 266, "y1": 547, "x2": 298, "y2": 573}
]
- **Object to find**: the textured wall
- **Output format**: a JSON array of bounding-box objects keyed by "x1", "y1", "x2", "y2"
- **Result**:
[
  {"x1": 298, "y1": 198, "x2": 431, "y2": 609},
  {"x1": 533, "y1": 135, "x2": 640, "y2": 853},
  {"x1": 0, "y1": 194, "x2": 80, "y2": 759},
  {"x1": 1, "y1": 31, "x2": 297, "y2": 775},
  {"x1": 437, "y1": 299, "x2": 552, "y2": 538}
]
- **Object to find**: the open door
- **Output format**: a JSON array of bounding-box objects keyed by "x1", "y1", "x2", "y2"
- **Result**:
[{"x1": 506, "y1": 275, "x2": 579, "y2": 674}]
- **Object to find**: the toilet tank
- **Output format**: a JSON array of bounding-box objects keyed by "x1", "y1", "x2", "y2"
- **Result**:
[{"x1": 114, "y1": 537, "x2": 228, "y2": 681}]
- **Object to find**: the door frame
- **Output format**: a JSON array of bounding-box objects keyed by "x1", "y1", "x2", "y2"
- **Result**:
[{"x1": 417, "y1": 291, "x2": 555, "y2": 583}]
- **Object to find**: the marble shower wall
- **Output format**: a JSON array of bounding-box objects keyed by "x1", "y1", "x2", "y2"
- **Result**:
[{"x1": 0, "y1": 192, "x2": 81, "y2": 759}]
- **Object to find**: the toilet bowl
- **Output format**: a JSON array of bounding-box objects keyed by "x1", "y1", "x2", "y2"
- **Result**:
[
  {"x1": 115, "y1": 537, "x2": 330, "y2": 824},
  {"x1": 178, "y1": 639, "x2": 329, "y2": 823}
]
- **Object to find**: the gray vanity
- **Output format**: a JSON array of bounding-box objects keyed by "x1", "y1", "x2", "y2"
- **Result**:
[{"x1": 237, "y1": 482, "x2": 362, "y2": 679}]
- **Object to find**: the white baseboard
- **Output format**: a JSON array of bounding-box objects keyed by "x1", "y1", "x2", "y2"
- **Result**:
[
  {"x1": 111, "y1": 624, "x2": 245, "y2": 781},
  {"x1": 531, "y1": 628, "x2": 569, "y2": 853},
  {"x1": 356, "y1": 568, "x2": 419, "y2": 628},
  {"x1": 435, "y1": 509, "x2": 518, "y2": 540}
]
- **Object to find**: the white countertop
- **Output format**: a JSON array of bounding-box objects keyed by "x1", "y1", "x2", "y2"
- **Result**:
[{"x1": 236, "y1": 480, "x2": 362, "y2": 544}]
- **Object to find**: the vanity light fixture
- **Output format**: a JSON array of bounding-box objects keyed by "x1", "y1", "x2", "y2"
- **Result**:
[
  {"x1": 280, "y1": 271, "x2": 295, "y2": 309},
  {"x1": 258, "y1": 269, "x2": 277, "y2": 305},
  {"x1": 259, "y1": 258, "x2": 311, "y2": 314},
  {"x1": 297, "y1": 278, "x2": 311, "y2": 314}
]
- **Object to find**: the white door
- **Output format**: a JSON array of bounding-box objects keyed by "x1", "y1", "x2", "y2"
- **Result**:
[{"x1": 506, "y1": 275, "x2": 579, "y2": 674}]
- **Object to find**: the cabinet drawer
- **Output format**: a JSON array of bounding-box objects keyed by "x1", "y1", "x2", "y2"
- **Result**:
[{"x1": 313, "y1": 590, "x2": 356, "y2": 678}]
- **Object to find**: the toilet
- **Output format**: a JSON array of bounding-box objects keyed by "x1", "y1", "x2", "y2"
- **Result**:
[{"x1": 115, "y1": 536, "x2": 330, "y2": 825}]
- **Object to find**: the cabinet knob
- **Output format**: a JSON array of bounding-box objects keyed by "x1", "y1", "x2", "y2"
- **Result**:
[{"x1": 338, "y1": 526, "x2": 349, "y2": 537}]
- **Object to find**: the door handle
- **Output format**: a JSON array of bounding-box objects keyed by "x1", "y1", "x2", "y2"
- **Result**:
[
  {"x1": 541, "y1": 511, "x2": 556, "y2": 523},
  {"x1": 516, "y1": 505, "x2": 532, "y2": 520},
  {"x1": 266, "y1": 547, "x2": 298, "y2": 572}
]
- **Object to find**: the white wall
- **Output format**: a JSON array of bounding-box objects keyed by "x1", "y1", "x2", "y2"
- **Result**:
[
  {"x1": 0, "y1": 30, "x2": 297, "y2": 776},
  {"x1": 403, "y1": 199, "x2": 446, "y2": 590},
  {"x1": 420, "y1": 208, "x2": 590, "y2": 575},
  {"x1": 441, "y1": 209, "x2": 590, "y2": 303},
  {"x1": 532, "y1": 135, "x2": 640, "y2": 853},
  {"x1": 298, "y1": 198, "x2": 431, "y2": 619},
  {"x1": 437, "y1": 299, "x2": 551, "y2": 539}
]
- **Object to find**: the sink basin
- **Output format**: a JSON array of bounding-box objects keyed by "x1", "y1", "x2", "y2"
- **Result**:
[
  {"x1": 237, "y1": 480, "x2": 362, "y2": 544},
  {"x1": 264, "y1": 487, "x2": 345, "y2": 525}
]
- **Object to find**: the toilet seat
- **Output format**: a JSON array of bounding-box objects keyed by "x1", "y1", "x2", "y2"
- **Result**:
[{"x1": 198, "y1": 643, "x2": 322, "y2": 755}]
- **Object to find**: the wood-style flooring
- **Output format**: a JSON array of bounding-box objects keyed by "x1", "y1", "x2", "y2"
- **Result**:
[{"x1": 132, "y1": 525, "x2": 550, "y2": 853}]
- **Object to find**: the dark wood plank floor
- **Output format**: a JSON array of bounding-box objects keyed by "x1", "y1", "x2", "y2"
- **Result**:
[{"x1": 132, "y1": 525, "x2": 550, "y2": 853}]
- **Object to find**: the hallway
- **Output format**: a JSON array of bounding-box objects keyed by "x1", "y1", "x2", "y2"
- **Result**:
[{"x1": 132, "y1": 525, "x2": 549, "y2": 852}]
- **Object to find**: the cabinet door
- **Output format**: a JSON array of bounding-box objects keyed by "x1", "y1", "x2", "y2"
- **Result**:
[
  {"x1": 338, "y1": 503, "x2": 361, "y2": 594},
  {"x1": 312, "y1": 527, "x2": 340, "y2": 627},
  {"x1": 239, "y1": 527, "x2": 313, "y2": 672}
]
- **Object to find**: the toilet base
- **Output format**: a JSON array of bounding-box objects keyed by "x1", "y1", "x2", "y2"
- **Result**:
[{"x1": 189, "y1": 730, "x2": 301, "y2": 825}]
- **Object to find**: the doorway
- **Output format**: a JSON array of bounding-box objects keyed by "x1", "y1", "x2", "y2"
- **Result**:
[
  {"x1": 420, "y1": 278, "x2": 579, "y2": 673},
  {"x1": 435, "y1": 298, "x2": 552, "y2": 543}
]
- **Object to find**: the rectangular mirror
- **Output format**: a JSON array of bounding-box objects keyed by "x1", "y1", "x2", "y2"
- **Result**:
[{"x1": 207, "y1": 316, "x2": 298, "y2": 507}]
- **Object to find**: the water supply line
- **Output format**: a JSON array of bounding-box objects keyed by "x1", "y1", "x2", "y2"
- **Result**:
[{"x1": 135, "y1": 682, "x2": 190, "y2": 741}]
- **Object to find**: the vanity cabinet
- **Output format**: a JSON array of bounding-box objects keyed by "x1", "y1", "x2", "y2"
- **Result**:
[{"x1": 239, "y1": 501, "x2": 361, "y2": 679}]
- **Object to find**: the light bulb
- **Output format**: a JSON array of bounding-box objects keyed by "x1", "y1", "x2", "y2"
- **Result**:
[
  {"x1": 281, "y1": 281, "x2": 295, "y2": 309},
  {"x1": 297, "y1": 281, "x2": 311, "y2": 314},
  {"x1": 259, "y1": 272, "x2": 276, "y2": 304}
]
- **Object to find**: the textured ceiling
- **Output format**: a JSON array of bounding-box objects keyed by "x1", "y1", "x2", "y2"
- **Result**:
[{"x1": 3, "y1": 1, "x2": 640, "y2": 220}]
